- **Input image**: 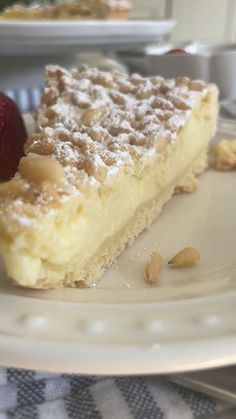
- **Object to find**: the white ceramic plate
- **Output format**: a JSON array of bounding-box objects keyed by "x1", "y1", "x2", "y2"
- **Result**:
[
  {"x1": 0, "y1": 20, "x2": 175, "y2": 55},
  {"x1": 0, "y1": 118, "x2": 236, "y2": 375}
]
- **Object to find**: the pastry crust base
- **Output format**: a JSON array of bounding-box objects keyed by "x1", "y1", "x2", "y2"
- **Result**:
[{"x1": 33, "y1": 150, "x2": 207, "y2": 289}]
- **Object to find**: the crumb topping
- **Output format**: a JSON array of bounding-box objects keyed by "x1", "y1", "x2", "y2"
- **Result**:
[
  {"x1": 27, "y1": 65, "x2": 208, "y2": 188},
  {"x1": 213, "y1": 138, "x2": 236, "y2": 171},
  {"x1": 0, "y1": 65, "x2": 210, "y2": 227}
]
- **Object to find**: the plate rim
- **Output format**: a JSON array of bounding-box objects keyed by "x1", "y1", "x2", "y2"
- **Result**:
[
  {"x1": 0, "y1": 18, "x2": 175, "y2": 26},
  {"x1": 0, "y1": 117, "x2": 236, "y2": 375},
  {"x1": 0, "y1": 19, "x2": 176, "y2": 54}
]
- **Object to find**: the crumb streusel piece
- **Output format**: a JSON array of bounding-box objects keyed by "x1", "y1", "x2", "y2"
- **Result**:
[{"x1": 214, "y1": 139, "x2": 236, "y2": 171}]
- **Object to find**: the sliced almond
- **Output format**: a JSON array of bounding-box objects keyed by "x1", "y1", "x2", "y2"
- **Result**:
[
  {"x1": 145, "y1": 252, "x2": 162, "y2": 284},
  {"x1": 168, "y1": 247, "x2": 200, "y2": 268},
  {"x1": 80, "y1": 107, "x2": 102, "y2": 126},
  {"x1": 19, "y1": 154, "x2": 65, "y2": 186}
]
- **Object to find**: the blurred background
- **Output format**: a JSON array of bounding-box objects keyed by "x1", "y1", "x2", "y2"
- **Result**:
[
  {"x1": 1, "y1": 0, "x2": 236, "y2": 42},
  {"x1": 134, "y1": 0, "x2": 236, "y2": 44},
  {"x1": 1, "y1": 0, "x2": 236, "y2": 111}
]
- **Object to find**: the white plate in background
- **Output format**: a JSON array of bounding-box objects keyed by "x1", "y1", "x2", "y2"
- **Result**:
[
  {"x1": 0, "y1": 20, "x2": 175, "y2": 54},
  {"x1": 0, "y1": 118, "x2": 235, "y2": 374}
]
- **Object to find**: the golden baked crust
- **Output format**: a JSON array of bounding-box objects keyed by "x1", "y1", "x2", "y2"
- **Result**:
[
  {"x1": 0, "y1": 0, "x2": 131, "y2": 20},
  {"x1": 0, "y1": 66, "x2": 218, "y2": 288}
]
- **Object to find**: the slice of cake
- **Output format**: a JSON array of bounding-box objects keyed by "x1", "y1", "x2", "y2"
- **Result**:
[
  {"x1": 214, "y1": 139, "x2": 236, "y2": 171},
  {"x1": 52, "y1": 0, "x2": 131, "y2": 20},
  {"x1": 0, "y1": 0, "x2": 131, "y2": 20},
  {"x1": 0, "y1": 66, "x2": 218, "y2": 288}
]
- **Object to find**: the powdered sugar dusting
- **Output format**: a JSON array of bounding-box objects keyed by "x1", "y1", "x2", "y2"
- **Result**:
[
  {"x1": 0, "y1": 66, "x2": 214, "y2": 231},
  {"x1": 26, "y1": 65, "x2": 209, "y2": 192}
]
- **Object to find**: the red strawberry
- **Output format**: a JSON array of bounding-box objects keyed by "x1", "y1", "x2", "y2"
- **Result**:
[
  {"x1": 165, "y1": 48, "x2": 187, "y2": 55},
  {"x1": 0, "y1": 92, "x2": 27, "y2": 178}
]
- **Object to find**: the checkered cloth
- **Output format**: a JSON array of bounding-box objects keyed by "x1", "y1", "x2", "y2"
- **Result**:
[{"x1": 0, "y1": 368, "x2": 230, "y2": 419}]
